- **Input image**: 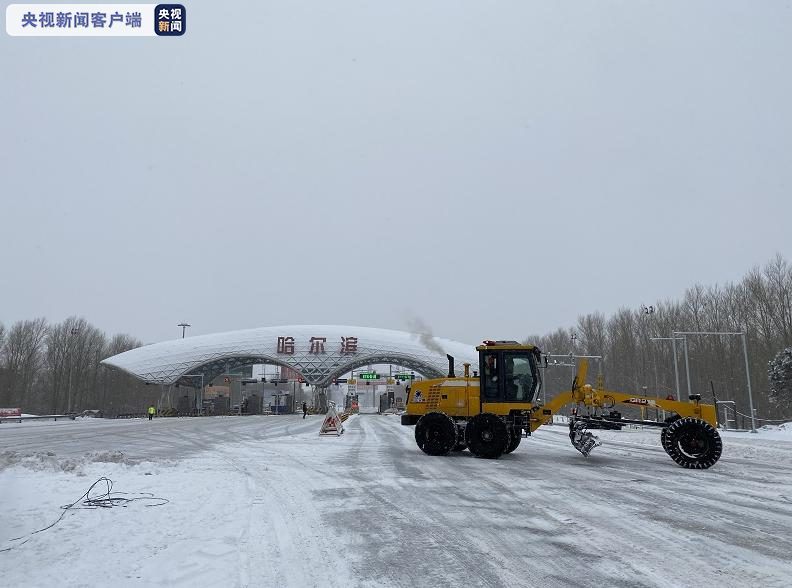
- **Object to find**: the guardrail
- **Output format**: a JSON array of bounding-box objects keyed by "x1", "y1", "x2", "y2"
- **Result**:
[{"x1": 0, "y1": 414, "x2": 77, "y2": 424}]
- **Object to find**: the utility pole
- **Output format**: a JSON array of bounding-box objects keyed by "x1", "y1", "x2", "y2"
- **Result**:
[{"x1": 178, "y1": 323, "x2": 191, "y2": 338}]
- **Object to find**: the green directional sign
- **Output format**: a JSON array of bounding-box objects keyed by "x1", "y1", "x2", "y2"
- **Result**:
[
  {"x1": 360, "y1": 372, "x2": 378, "y2": 380},
  {"x1": 394, "y1": 374, "x2": 414, "y2": 381}
]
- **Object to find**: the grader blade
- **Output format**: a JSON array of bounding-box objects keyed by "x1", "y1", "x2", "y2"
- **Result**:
[{"x1": 569, "y1": 420, "x2": 602, "y2": 457}]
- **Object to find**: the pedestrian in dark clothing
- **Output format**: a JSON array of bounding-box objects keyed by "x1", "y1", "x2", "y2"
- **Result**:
[{"x1": 302, "y1": 402, "x2": 308, "y2": 419}]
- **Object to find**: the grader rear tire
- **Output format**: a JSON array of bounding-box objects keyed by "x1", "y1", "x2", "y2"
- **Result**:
[
  {"x1": 415, "y1": 412, "x2": 457, "y2": 456},
  {"x1": 503, "y1": 428, "x2": 522, "y2": 454},
  {"x1": 466, "y1": 413, "x2": 510, "y2": 459},
  {"x1": 663, "y1": 417, "x2": 722, "y2": 469}
]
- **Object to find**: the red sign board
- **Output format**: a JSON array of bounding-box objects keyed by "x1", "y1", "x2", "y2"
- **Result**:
[{"x1": 0, "y1": 408, "x2": 22, "y2": 417}]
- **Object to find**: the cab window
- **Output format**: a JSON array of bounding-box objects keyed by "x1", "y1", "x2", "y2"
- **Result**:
[{"x1": 504, "y1": 352, "x2": 538, "y2": 402}]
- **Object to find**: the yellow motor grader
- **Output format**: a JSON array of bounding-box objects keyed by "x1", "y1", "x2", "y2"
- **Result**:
[{"x1": 401, "y1": 340, "x2": 723, "y2": 469}]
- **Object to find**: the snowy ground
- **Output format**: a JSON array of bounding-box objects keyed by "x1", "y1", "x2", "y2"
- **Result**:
[{"x1": 1, "y1": 415, "x2": 791, "y2": 588}]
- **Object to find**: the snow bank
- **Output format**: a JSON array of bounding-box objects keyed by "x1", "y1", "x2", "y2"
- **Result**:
[{"x1": 0, "y1": 450, "x2": 168, "y2": 473}]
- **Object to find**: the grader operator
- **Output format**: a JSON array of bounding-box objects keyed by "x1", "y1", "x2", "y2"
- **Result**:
[{"x1": 400, "y1": 340, "x2": 723, "y2": 469}]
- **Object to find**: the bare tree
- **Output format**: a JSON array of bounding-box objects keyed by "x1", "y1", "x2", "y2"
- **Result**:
[
  {"x1": 527, "y1": 255, "x2": 792, "y2": 422},
  {"x1": 0, "y1": 318, "x2": 49, "y2": 410},
  {"x1": 44, "y1": 317, "x2": 108, "y2": 414}
]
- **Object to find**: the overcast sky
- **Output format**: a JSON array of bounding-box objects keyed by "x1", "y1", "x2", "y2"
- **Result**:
[{"x1": 1, "y1": 1, "x2": 790, "y2": 346}]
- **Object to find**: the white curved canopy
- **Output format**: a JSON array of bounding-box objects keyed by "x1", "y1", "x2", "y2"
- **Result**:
[{"x1": 101, "y1": 325, "x2": 479, "y2": 388}]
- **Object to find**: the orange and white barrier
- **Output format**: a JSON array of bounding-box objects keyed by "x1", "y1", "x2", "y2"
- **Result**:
[{"x1": 319, "y1": 403, "x2": 344, "y2": 436}]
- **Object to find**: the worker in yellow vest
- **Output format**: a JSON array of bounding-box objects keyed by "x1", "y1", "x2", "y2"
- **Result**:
[{"x1": 148, "y1": 405, "x2": 156, "y2": 421}]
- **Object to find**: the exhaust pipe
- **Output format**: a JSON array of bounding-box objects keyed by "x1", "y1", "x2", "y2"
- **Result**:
[{"x1": 447, "y1": 354, "x2": 456, "y2": 378}]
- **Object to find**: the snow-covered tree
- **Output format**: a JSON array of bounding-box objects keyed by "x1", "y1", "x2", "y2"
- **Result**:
[{"x1": 768, "y1": 347, "x2": 792, "y2": 413}]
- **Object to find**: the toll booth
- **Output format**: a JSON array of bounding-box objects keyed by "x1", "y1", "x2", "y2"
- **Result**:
[
  {"x1": 352, "y1": 374, "x2": 411, "y2": 413},
  {"x1": 270, "y1": 393, "x2": 293, "y2": 414},
  {"x1": 379, "y1": 390, "x2": 395, "y2": 413}
]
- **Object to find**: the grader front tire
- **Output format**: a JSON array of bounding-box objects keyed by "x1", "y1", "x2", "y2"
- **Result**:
[
  {"x1": 466, "y1": 413, "x2": 510, "y2": 459},
  {"x1": 663, "y1": 417, "x2": 722, "y2": 469},
  {"x1": 415, "y1": 412, "x2": 457, "y2": 456}
]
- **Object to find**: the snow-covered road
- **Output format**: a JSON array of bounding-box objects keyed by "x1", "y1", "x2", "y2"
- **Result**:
[{"x1": 2, "y1": 415, "x2": 791, "y2": 587}]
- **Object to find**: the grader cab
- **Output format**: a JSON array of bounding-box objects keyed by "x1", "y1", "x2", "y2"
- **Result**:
[{"x1": 401, "y1": 340, "x2": 723, "y2": 469}]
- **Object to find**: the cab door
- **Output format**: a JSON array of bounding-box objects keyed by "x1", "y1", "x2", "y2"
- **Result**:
[
  {"x1": 479, "y1": 349, "x2": 505, "y2": 410},
  {"x1": 479, "y1": 349, "x2": 539, "y2": 412}
]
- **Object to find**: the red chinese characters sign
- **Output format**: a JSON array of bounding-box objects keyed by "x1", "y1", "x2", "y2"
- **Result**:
[{"x1": 275, "y1": 336, "x2": 359, "y2": 355}]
